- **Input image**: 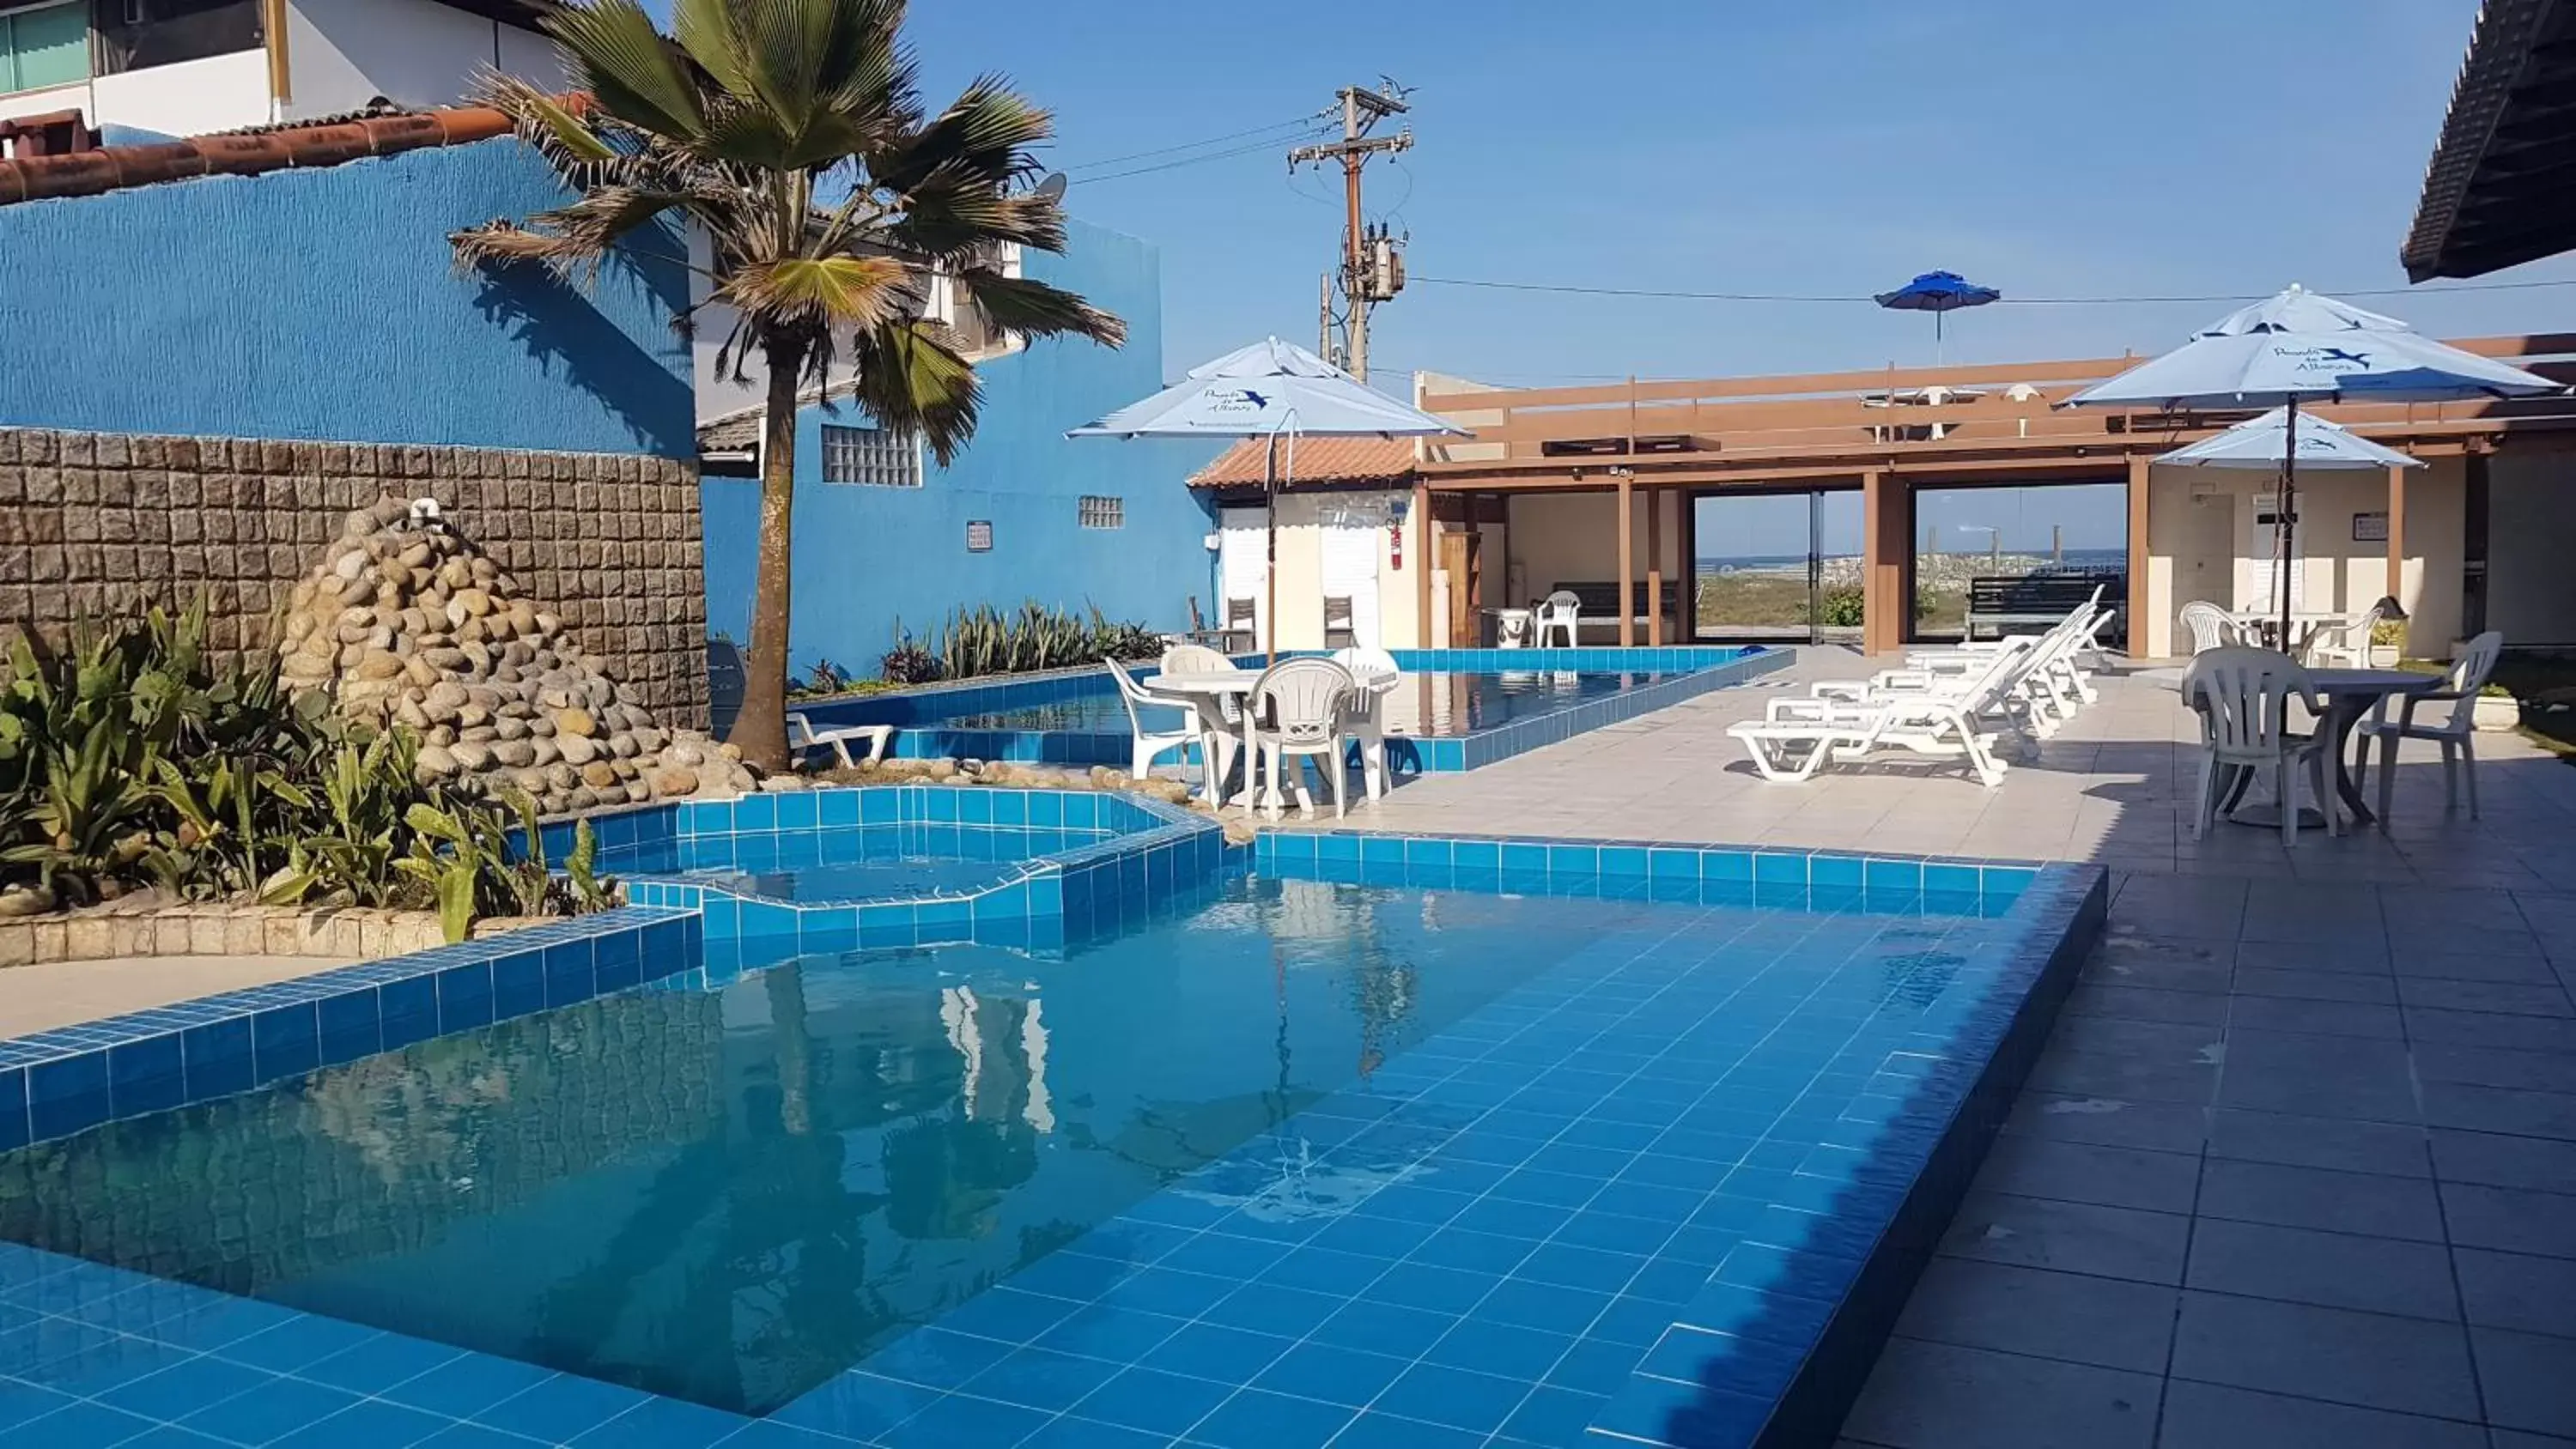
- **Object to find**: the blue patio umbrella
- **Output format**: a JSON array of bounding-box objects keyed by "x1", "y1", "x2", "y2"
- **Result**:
[
  {"x1": 2061, "y1": 284, "x2": 2560, "y2": 637},
  {"x1": 1069, "y1": 337, "x2": 1466, "y2": 660},
  {"x1": 1874, "y1": 270, "x2": 2002, "y2": 363}
]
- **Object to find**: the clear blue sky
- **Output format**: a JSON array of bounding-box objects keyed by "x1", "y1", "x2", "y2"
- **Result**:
[{"x1": 794, "y1": 2, "x2": 2556, "y2": 549}]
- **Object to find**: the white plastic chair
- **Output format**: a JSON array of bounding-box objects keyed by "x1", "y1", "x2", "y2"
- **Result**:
[
  {"x1": 2354, "y1": 631, "x2": 2502, "y2": 826},
  {"x1": 1161, "y1": 643, "x2": 1233, "y2": 673},
  {"x1": 1534, "y1": 590, "x2": 1581, "y2": 647},
  {"x1": 787, "y1": 712, "x2": 893, "y2": 768},
  {"x1": 1329, "y1": 646, "x2": 1400, "y2": 801},
  {"x1": 2179, "y1": 600, "x2": 2240, "y2": 655},
  {"x1": 1105, "y1": 660, "x2": 1206, "y2": 784},
  {"x1": 2302, "y1": 598, "x2": 2396, "y2": 670},
  {"x1": 1250, "y1": 658, "x2": 1357, "y2": 817},
  {"x1": 2182, "y1": 647, "x2": 2337, "y2": 846},
  {"x1": 1157, "y1": 646, "x2": 1244, "y2": 794}
]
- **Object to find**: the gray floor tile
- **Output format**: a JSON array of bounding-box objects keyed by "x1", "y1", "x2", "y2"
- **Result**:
[
  {"x1": 2430, "y1": 1129, "x2": 2576, "y2": 1194},
  {"x1": 2454, "y1": 1247, "x2": 2576, "y2": 1338},
  {"x1": 1892, "y1": 1258, "x2": 2177, "y2": 1374},
  {"x1": 2422, "y1": 1082, "x2": 2576, "y2": 1142},
  {"x1": 1936, "y1": 1191, "x2": 2191, "y2": 1286},
  {"x1": 2084, "y1": 937, "x2": 2233, "y2": 994},
  {"x1": 2233, "y1": 937, "x2": 2392, "y2": 976},
  {"x1": 2205, "y1": 1109, "x2": 2429, "y2": 1178},
  {"x1": 1842, "y1": 1337, "x2": 2159, "y2": 1449},
  {"x1": 2413, "y1": 1042, "x2": 2576, "y2": 1094},
  {"x1": 2169, "y1": 1291, "x2": 2483, "y2": 1420},
  {"x1": 1971, "y1": 1137, "x2": 2201, "y2": 1216},
  {"x1": 2391, "y1": 950, "x2": 2564, "y2": 985},
  {"x1": 2195, "y1": 1159, "x2": 2447, "y2": 1243},
  {"x1": 2223, "y1": 995, "x2": 2407, "y2": 1040},
  {"x1": 2065, "y1": 984, "x2": 2229, "y2": 1027},
  {"x1": 2184, "y1": 1218, "x2": 2458, "y2": 1320},
  {"x1": 2489, "y1": 1433, "x2": 2576, "y2": 1449},
  {"x1": 2396, "y1": 978, "x2": 2574, "y2": 1018},
  {"x1": 2002, "y1": 1093, "x2": 2211, "y2": 1155},
  {"x1": 2233, "y1": 967, "x2": 2398, "y2": 1004},
  {"x1": 2050, "y1": 1016, "x2": 2229, "y2": 1063},
  {"x1": 2477, "y1": 1326, "x2": 2576, "y2": 1438},
  {"x1": 2213, "y1": 1033, "x2": 2421, "y2": 1122},
  {"x1": 2153, "y1": 1380, "x2": 2486, "y2": 1449},
  {"x1": 2439, "y1": 1181, "x2": 2576, "y2": 1260},
  {"x1": 2029, "y1": 1049, "x2": 2221, "y2": 1107},
  {"x1": 2403, "y1": 1008, "x2": 2576, "y2": 1054}
]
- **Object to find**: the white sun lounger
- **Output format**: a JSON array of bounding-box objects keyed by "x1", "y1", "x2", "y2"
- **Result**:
[
  {"x1": 1733, "y1": 646, "x2": 2032, "y2": 786},
  {"x1": 787, "y1": 712, "x2": 895, "y2": 768}
]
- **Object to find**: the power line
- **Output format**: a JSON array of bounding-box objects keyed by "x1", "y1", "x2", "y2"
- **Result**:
[
  {"x1": 1053, "y1": 112, "x2": 1330, "y2": 174},
  {"x1": 1410, "y1": 274, "x2": 2576, "y2": 306},
  {"x1": 1070, "y1": 128, "x2": 1334, "y2": 186}
]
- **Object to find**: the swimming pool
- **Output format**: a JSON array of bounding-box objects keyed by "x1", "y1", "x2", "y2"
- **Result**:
[
  {"x1": 641, "y1": 819, "x2": 1114, "y2": 902},
  {"x1": 793, "y1": 646, "x2": 1793, "y2": 775},
  {"x1": 940, "y1": 670, "x2": 1672, "y2": 737},
  {"x1": 0, "y1": 808, "x2": 2099, "y2": 1449}
]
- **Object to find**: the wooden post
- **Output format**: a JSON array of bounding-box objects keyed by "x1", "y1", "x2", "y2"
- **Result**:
[
  {"x1": 2385, "y1": 462, "x2": 2408, "y2": 618},
  {"x1": 1616, "y1": 471, "x2": 1636, "y2": 646},
  {"x1": 1645, "y1": 487, "x2": 1665, "y2": 646},
  {"x1": 1680, "y1": 490, "x2": 1698, "y2": 642},
  {"x1": 1862, "y1": 469, "x2": 1903, "y2": 654},
  {"x1": 2126, "y1": 454, "x2": 2152, "y2": 658},
  {"x1": 1413, "y1": 480, "x2": 1433, "y2": 649}
]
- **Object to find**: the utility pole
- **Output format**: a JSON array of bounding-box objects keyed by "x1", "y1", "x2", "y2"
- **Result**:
[
  {"x1": 1291, "y1": 81, "x2": 1411, "y2": 381},
  {"x1": 1318, "y1": 272, "x2": 1335, "y2": 367}
]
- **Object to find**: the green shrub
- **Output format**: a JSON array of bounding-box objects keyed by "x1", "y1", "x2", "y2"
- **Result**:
[
  {"x1": 1817, "y1": 587, "x2": 1865, "y2": 628},
  {"x1": 890, "y1": 600, "x2": 1163, "y2": 686}
]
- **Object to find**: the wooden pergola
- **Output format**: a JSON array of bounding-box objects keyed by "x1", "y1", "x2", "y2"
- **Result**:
[{"x1": 1415, "y1": 338, "x2": 2576, "y2": 653}]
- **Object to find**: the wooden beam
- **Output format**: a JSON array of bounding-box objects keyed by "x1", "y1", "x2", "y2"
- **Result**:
[
  {"x1": 2385, "y1": 463, "x2": 2409, "y2": 620},
  {"x1": 2126, "y1": 455, "x2": 2153, "y2": 658},
  {"x1": 1862, "y1": 470, "x2": 1904, "y2": 655},
  {"x1": 1680, "y1": 489, "x2": 1698, "y2": 642},
  {"x1": 1616, "y1": 471, "x2": 1636, "y2": 647},
  {"x1": 1645, "y1": 486, "x2": 1665, "y2": 646},
  {"x1": 1413, "y1": 480, "x2": 1432, "y2": 649}
]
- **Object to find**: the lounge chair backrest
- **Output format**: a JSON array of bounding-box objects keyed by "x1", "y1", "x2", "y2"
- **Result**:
[
  {"x1": 1328, "y1": 646, "x2": 1400, "y2": 680},
  {"x1": 2184, "y1": 647, "x2": 2318, "y2": 759},
  {"x1": 786, "y1": 712, "x2": 817, "y2": 749},
  {"x1": 1160, "y1": 643, "x2": 1236, "y2": 674},
  {"x1": 2180, "y1": 601, "x2": 2236, "y2": 655},
  {"x1": 1253, "y1": 658, "x2": 1354, "y2": 748},
  {"x1": 2431, "y1": 631, "x2": 2505, "y2": 731}
]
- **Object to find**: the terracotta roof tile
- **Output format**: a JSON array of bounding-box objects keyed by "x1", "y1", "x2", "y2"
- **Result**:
[{"x1": 1190, "y1": 436, "x2": 1418, "y2": 488}]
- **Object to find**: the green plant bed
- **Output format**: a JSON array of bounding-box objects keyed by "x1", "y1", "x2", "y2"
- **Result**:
[{"x1": 1, "y1": 597, "x2": 617, "y2": 938}]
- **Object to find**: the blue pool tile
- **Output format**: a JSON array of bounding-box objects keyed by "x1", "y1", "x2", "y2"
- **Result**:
[
  {"x1": 1753, "y1": 852, "x2": 1808, "y2": 886},
  {"x1": 1253, "y1": 1341, "x2": 1409, "y2": 1407},
  {"x1": 104, "y1": 1423, "x2": 237, "y2": 1448},
  {"x1": 1142, "y1": 1322, "x2": 1293, "y2": 1384},
  {"x1": 962, "y1": 1346, "x2": 1123, "y2": 1412},
  {"x1": 96, "y1": 1350, "x2": 277, "y2": 1422},
  {"x1": 1594, "y1": 1373, "x2": 1773, "y2": 1449},
  {"x1": 1182, "y1": 1388, "x2": 1353, "y2": 1449},
  {"x1": 380, "y1": 1352, "x2": 556, "y2": 1419},
  {"x1": 1502, "y1": 1385, "x2": 1610, "y2": 1446},
  {"x1": 928, "y1": 1287, "x2": 1081, "y2": 1347},
  {"x1": 489, "y1": 952, "x2": 546, "y2": 1022},
  {"x1": 1477, "y1": 1279, "x2": 1611, "y2": 1336},
  {"x1": 1034, "y1": 1305, "x2": 1188, "y2": 1362},
  {"x1": 1427, "y1": 1318, "x2": 1576, "y2": 1381},
  {"x1": 1018, "y1": 1416, "x2": 1165, "y2": 1449},
  {"x1": 179, "y1": 1374, "x2": 363, "y2": 1443},
  {"x1": 1198, "y1": 1283, "x2": 1344, "y2": 1339},
  {"x1": 300, "y1": 1331, "x2": 461, "y2": 1394},
  {"x1": 1309, "y1": 1300, "x2": 1456, "y2": 1359},
  {"x1": 773, "y1": 1372, "x2": 940, "y2": 1440},
  {"x1": 435, "y1": 965, "x2": 494, "y2": 1032},
  {"x1": 1367, "y1": 1263, "x2": 1501, "y2": 1316},
  {"x1": 3, "y1": 1402, "x2": 158, "y2": 1447},
  {"x1": 879, "y1": 1391, "x2": 1051, "y2": 1449},
  {"x1": 1101, "y1": 1266, "x2": 1236, "y2": 1319},
  {"x1": 27, "y1": 1053, "x2": 109, "y2": 1141},
  {"x1": 107, "y1": 1034, "x2": 185, "y2": 1119},
  {"x1": 1371, "y1": 1361, "x2": 1528, "y2": 1434},
  {"x1": 1066, "y1": 1366, "x2": 1233, "y2": 1437},
  {"x1": 565, "y1": 1394, "x2": 745, "y2": 1447},
  {"x1": 474, "y1": 1372, "x2": 656, "y2": 1442},
  {"x1": 314, "y1": 991, "x2": 381, "y2": 1067},
  {"x1": 265, "y1": 1397, "x2": 453, "y2": 1449},
  {"x1": 862, "y1": 1327, "x2": 1014, "y2": 1391}
]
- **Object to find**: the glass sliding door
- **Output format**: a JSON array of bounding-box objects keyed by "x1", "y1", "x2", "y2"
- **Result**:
[{"x1": 1692, "y1": 489, "x2": 1863, "y2": 645}]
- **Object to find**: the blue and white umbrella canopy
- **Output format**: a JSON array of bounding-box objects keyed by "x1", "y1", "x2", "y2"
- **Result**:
[
  {"x1": 1874, "y1": 270, "x2": 2001, "y2": 362},
  {"x1": 1067, "y1": 337, "x2": 1467, "y2": 441},
  {"x1": 2059, "y1": 284, "x2": 2561, "y2": 409},
  {"x1": 2157, "y1": 407, "x2": 2424, "y2": 470}
]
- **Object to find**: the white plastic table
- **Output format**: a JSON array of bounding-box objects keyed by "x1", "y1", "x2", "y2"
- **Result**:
[
  {"x1": 1145, "y1": 669, "x2": 1398, "y2": 812},
  {"x1": 2215, "y1": 667, "x2": 2442, "y2": 829}
]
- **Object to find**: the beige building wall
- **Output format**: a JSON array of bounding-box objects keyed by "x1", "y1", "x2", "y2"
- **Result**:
[
  {"x1": 1216, "y1": 489, "x2": 1425, "y2": 651},
  {"x1": 1499, "y1": 491, "x2": 1686, "y2": 623}
]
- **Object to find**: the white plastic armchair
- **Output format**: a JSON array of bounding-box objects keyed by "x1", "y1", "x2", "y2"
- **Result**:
[
  {"x1": 1251, "y1": 657, "x2": 1358, "y2": 816},
  {"x1": 2182, "y1": 647, "x2": 2336, "y2": 846},
  {"x1": 1329, "y1": 646, "x2": 1400, "y2": 801},
  {"x1": 1105, "y1": 660, "x2": 1206, "y2": 784},
  {"x1": 1160, "y1": 643, "x2": 1236, "y2": 673},
  {"x1": 2302, "y1": 597, "x2": 2397, "y2": 670},
  {"x1": 1534, "y1": 591, "x2": 1582, "y2": 647},
  {"x1": 2179, "y1": 600, "x2": 2242, "y2": 655},
  {"x1": 2354, "y1": 630, "x2": 2502, "y2": 825}
]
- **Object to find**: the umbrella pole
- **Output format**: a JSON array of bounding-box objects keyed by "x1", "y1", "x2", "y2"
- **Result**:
[
  {"x1": 2277, "y1": 401, "x2": 2298, "y2": 646},
  {"x1": 1264, "y1": 432, "x2": 1279, "y2": 667}
]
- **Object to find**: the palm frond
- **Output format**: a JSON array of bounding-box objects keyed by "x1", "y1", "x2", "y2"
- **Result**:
[
  {"x1": 543, "y1": 0, "x2": 710, "y2": 143},
  {"x1": 953, "y1": 270, "x2": 1126, "y2": 348},
  {"x1": 847, "y1": 319, "x2": 979, "y2": 464},
  {"x1": 720, "y1": 254, "x2": 914, "y2": 332}
]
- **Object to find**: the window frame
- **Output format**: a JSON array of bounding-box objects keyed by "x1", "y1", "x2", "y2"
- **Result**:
[
  {"x1": 1, "y1": 0, "x2": 91, "y2": 95},
  {"x1": 817, "y1": 421, "x2": 923, "y2": 488},
  {"x1": 1077, "y1": 494, "x2": 1125, "y2": 530}
]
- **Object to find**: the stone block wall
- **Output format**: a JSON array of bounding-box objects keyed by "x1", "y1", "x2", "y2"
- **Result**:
[{"x1": 0, "y1": 427, "x2": 708, "y2": 726}]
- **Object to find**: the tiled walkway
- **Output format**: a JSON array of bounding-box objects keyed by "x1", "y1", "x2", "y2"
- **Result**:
[{"x1": 1330, "y1": 652, "x2": 2576, "y2": 1448}]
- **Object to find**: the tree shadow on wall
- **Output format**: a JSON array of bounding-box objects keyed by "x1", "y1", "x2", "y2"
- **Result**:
[{"x1": 466, "y1": 239, "x2": 696, "y2": 460}]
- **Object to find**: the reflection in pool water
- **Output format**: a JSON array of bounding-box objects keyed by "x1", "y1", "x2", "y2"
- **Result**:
[{"x1": 938, "y1": 669, "x2": 1670, "y2": 737}]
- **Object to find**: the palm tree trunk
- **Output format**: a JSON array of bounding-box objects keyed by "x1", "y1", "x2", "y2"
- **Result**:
[{"x1": 727, "y1": 334, "x2": 807, "y2": 771}]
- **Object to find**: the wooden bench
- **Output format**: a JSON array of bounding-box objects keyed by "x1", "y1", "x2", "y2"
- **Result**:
[
  {"x1": 1551, "y1": 580, "x2": 1689, "y2": 644},
  {"x1": 1966, "y1": 573, "x2": 2120, "y2": 644}
]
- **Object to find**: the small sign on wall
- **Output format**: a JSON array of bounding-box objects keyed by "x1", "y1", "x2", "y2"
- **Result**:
[{"x1": 2352, "y1": 511, "x2": 2389, "y2": 543}]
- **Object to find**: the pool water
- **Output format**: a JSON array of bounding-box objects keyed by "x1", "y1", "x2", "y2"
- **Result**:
[
  {"x1": 939, "y1": 670, "x2": 1671, "y2": 737},
  {"x1": 0, "y1": 872, "x2": 2018, "y2": 1420},
  {"x1": 613, "y1": 821, "x2": 1115, "y2": 903}
]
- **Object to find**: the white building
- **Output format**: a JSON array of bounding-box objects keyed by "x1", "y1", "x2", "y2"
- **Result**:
[{"x1": 0, "y1": 0, "x2": 566, "y2": 146}]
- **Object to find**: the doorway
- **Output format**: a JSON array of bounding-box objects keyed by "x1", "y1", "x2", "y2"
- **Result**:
[{"x1": 1691, "y1": 489, "x2": 1863, "y2": 644}]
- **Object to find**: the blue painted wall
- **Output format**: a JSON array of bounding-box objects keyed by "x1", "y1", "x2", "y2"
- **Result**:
[
  {"x1": 702, "y1": 219, "x2": 1220, "y2": 677},
  {"x1": 0, "y1": 139, "x2": 692, "y2": 458}
]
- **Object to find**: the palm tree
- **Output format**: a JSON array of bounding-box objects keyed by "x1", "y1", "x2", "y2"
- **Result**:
[{"x1": 453, "y1": 0, "x2": 1124, "y2": 768}]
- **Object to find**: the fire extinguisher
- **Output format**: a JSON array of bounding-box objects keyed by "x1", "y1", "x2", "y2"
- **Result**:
[{"x1": 1388, "y1": 521, "x2": 1403, "y2": 571}]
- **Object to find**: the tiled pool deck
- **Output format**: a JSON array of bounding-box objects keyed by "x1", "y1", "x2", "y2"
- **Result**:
[{"x1": 1325, "y1": 649, "x2": 2576, "y2": 1448}]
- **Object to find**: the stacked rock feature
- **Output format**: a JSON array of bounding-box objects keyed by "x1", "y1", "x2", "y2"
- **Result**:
[{"x1": 277, "y1": 496, "x2": 756, "y2": 813}]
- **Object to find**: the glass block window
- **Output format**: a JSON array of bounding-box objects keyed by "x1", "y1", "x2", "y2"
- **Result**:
[
  {"x1": 3, "y1": 3, "x2": 88, "y2": 93},
  {"x1": 1078, "y1": 495, "x2": 1124, "y2": 530},
  {"x1": 965, "y1": 520, "x2": 993, "y2": 552},
  {"x1": 818, "y1": 423, "x2": 920, "y2": 488}
]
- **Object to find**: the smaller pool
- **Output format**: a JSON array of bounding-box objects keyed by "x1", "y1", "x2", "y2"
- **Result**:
[
  {"x1": 938, "y1": 669, "x2": 1671, "y2": 737},
  {"x1": 637, "y1": 821, "x2": 1114, "y2": 904}
]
